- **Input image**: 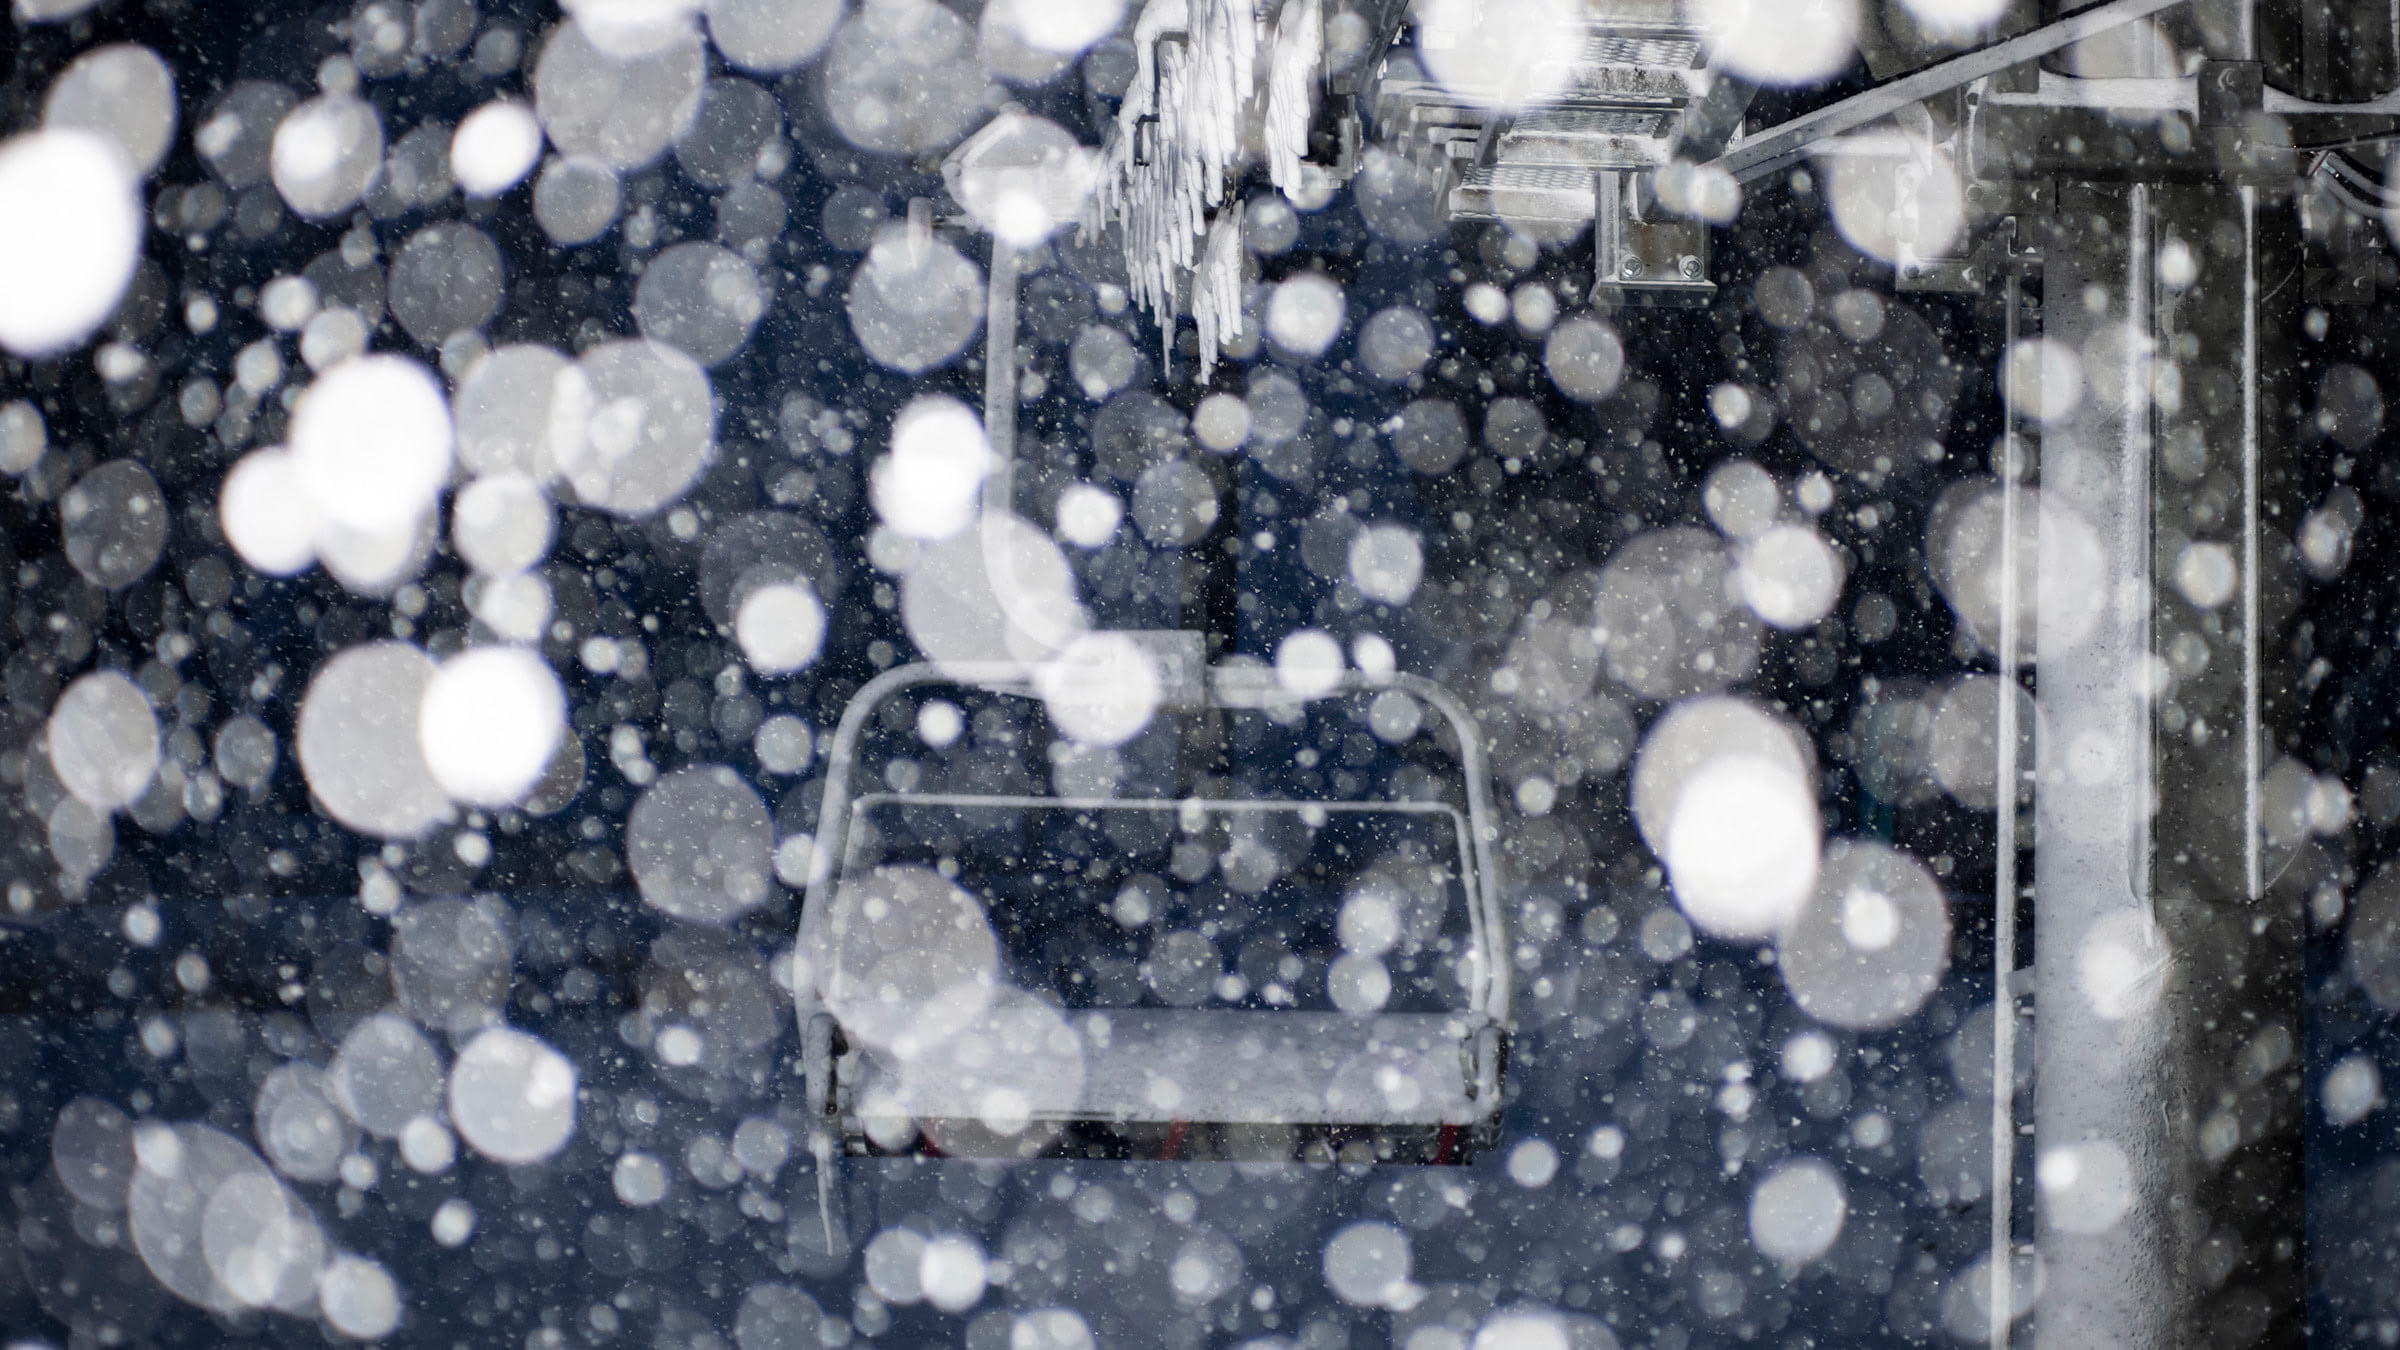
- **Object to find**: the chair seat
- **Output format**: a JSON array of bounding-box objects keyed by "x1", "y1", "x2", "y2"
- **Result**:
[{"x1": 849, "y1": 1009, "x2": 1486, "y2": 1129}]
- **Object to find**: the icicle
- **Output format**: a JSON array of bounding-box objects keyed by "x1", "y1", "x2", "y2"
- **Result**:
[
  {"x1": 1265, "y1": 0, "x2": 1322, "y2": 195},
  {"x1": 1088, "y1": 0, "x2": 1289, "y2": 377},
  {"x1": 1193, "y1": 200, "x2": 1247, "y2": 382}
]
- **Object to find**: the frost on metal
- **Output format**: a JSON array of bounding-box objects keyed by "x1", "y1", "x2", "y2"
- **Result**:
[{"x1": 1087, "y1": 0, "x2": 1322, "y2": 379}]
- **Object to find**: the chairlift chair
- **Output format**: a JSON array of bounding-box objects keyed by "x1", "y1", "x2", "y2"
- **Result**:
[{"x1": 796, "y1": 649, "x2": 1510, "y2": 1177}]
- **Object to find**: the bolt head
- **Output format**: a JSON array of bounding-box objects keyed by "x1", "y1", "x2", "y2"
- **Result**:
[
  {"x1": 1618, "y1": 254, "x2": 1644, "y2": 279},
  {"x1": 1677, "y1": 255, "x2": 1703, "y2": 279}
]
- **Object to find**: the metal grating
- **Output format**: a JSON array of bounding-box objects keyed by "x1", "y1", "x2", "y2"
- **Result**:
[
  {"x1": 1511, "y1": 107, "x2": 1674, "y2": 138},
  {"x1": 1449, "y1": 163, "x2": 1602, "y2": 221},
  {"x1": 1580, "y1": 32, "x2": 1703, "y2": 67},
  {"x1": 1481, "y1": 163, "x2": 1602, "y2": 192}
]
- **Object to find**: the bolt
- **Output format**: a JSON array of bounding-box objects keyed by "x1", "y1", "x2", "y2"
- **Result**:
[
  {"x1": 1677, "y1": 255, "x2": 1703, "y2": 280},
  {"x1": 1618, "y1": 253, "x2": 1645, "y2": 279}
]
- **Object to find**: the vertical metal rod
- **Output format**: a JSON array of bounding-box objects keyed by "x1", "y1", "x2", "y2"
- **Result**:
[
  {"x1": 983, "y1": 240, "x2": 1021, "y2": 519},
  {"x1": 2239, "y1": 185, "x2": 2263, "y2": 901},
  {"x1": 2130, "y1": 184, "x2": 2157, "y2": 913},
  {"x1": 974, "y1": 238, "x2": 1053, "y2": 654},
  {"x1": 2232, "y1": 0, "x2": 2260, "y2": 909},
  {"x1": 1990, "y1": 256, "x2": 2024, "y2": 1350}
]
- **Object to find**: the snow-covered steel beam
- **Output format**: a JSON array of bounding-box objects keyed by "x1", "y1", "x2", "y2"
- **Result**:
[
  {"x1": 2032, "y1": 179, "x2": 2177, "y2": 1350},
  {"x1": 1705, "y1": 0, "x2": 2195, "y2": 183}
]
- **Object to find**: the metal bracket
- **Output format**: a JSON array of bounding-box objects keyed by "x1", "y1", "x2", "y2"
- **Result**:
[
  {"x1": 1965, "y1": 176, "x2": 2055, "y2": 219},
  {"x1": 1591, "y1": 171, "x2": 1714, "y2": 306},
  {"x1": 1901, "y1": 198, "x2": 2046, "y2": 292},
  {"x1": 1897, "y1": 253, "x2": 2001, "y2": 293},
  {"x1": 2198, "y1": 60, "x2": 2262, "y2": 127}
]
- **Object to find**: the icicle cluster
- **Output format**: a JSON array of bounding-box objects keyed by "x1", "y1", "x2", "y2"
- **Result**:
[
  {"x1": 1264, "y1": 0, "x2": 1323, "y2": 193},
  {"x1": 1088, "y1": 0, "x2": 1322, "y2": 381},
  {"x1": 1192, "y1": 201, "x2": 1246, "y2": 380}
]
